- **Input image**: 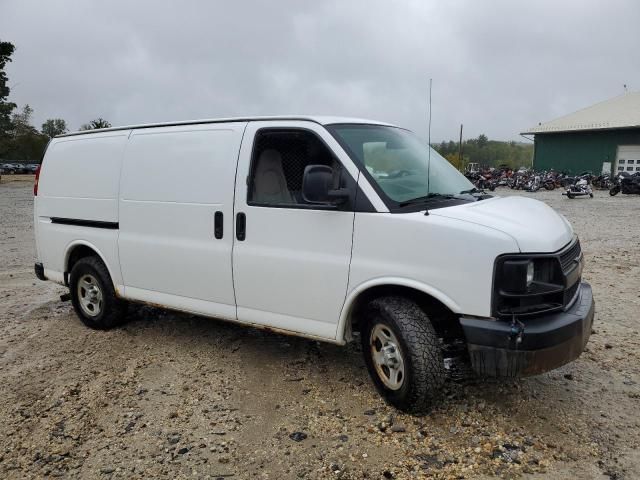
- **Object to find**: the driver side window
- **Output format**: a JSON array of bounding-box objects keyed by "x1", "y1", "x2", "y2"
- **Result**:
[{"x1": 248, "y1": 129, "x2": 344, "y2": 207}]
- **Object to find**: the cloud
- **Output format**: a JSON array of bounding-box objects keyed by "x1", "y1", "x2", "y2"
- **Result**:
[{"x1": 1, "y1": 0, "x2": 639, "y2": 141}]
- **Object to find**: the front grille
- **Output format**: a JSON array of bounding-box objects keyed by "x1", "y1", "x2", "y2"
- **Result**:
[
  {"x1": 564, "y1": 280, "x2": 580, "y2": 307},
  {"x1": 559, "y1": 239, "x2": 581, "y2": 272}
]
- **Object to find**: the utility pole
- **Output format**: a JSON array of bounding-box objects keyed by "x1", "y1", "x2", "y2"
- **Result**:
[{"x1": 458, "y1": 124, "x2": 464, "y2": 171}]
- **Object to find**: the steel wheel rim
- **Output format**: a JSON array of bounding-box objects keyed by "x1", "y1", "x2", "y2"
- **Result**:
[
  {"x1": 77, "y1": 274, "x2": 103, "y2": 317},
  {"x1": 370, "y1": 323, "x2": 405, "y2": 390}
]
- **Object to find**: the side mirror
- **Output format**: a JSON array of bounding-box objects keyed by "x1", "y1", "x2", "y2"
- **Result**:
[{"x1": 302, "y1": 165, "x2": 349, "y2": 205}]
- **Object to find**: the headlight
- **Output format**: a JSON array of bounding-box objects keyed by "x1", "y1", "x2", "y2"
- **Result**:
[
  {"x1": 501, "y1": 259, "x2": 535, "y2": 293},
  {"x1": 526, "y1": 261, "x2": 534, "y2": 286},
  {"x1": 493, "y1": 255, "x2": 565, "y2": 317}
]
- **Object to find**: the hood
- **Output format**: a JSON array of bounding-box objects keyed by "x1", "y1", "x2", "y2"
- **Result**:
[{"x1": 429, "y1": 196, "x2": 573, "y2": 252}]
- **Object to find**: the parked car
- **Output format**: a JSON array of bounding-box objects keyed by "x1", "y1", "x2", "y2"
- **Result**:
[{"x1": 33, "y1": 116, "x2": 594, "y2": 413}]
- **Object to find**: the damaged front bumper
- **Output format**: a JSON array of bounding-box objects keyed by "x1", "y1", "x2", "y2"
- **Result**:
[{"x1": 459, "y1": 282, "x2": 594, "y2": 377}]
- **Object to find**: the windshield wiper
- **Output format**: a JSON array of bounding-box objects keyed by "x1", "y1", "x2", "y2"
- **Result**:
[
  {"x1": 398, "y1": 193, "x2": 455, "y2": 207},
  {"x1": 458, "y1": 187, "x2": 485, "y2": 195}
]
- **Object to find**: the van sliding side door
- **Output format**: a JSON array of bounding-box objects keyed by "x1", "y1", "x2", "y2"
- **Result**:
[{"x1": 118, "y1": 122, "x2": 248, "y2": 320}]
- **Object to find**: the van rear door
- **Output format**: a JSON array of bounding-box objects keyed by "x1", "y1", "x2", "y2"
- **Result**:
[{"x1": 118, "y1": 122, "x2": 247, "y2": 320}]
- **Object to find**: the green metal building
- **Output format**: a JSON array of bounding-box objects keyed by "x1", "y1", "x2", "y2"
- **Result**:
[{"x1": 521, "y1": 92, "x2": 640, "y2": 175}]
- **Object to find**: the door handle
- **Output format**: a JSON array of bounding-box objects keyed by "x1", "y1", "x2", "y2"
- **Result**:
[
  {"x1": 214, "y1": 211, "x2": 223, "y2": 239},
  {"x1": 236, "y1": 212, "x2": 246, "y2": 241}
]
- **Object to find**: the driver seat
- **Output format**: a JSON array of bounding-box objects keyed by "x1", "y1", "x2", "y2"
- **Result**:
[{"x1": 252, "y1": 149, "x2": 293, "y2": 204}]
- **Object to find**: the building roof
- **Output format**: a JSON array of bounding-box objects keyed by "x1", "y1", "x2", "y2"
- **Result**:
[
  {"x1": 521, "y1": 91, "x2": 640, "y2": 135},
  {"x1": 57, "y1": 115, "x2": 394, "y2": 138}
]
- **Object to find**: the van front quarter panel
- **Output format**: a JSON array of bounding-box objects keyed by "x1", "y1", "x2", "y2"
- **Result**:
[{"x1": 345, "y1": 210, "x2": 519, "y2": 326}]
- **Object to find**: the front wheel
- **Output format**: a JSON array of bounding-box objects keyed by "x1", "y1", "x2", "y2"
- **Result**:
[
  {"x1": 69, "y1": 256, "x2": 127, "y2": 329},
  {"x1": 567, "y1": 192, "x2": 575, "y2": 199},
  {"x1": 361, "y1": 297, "x2": 445, "y2": 413},
  {"x1": 609, "y1": 186, "x2": 620, "y2": 196}
]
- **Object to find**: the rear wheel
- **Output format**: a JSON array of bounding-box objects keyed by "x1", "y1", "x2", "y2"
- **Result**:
[
  {"x1": 69, "y1": 256, "x2": 127, "y2": 329},
  {"x1": 361, "y1": 296, "x2": 445, "y2": 413}
]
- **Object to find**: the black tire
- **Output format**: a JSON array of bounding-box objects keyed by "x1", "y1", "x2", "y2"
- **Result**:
[
  {"x1": 609, "y1": 187, "x2": 620, "y2": 196},
  {"x1": 69, "y1": 256, "x2": 127, "y2": 329},
  {"x1": 567, "y1": 192, "x2": 575, "y2": 199},
  {"x1": 361, "y1": 296, "x2": 445, "y2": 413}
]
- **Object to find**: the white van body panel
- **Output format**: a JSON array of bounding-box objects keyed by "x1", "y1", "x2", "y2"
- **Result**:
[
  {"x1": 429, "y1": 195, "x2": 573, "y2": 253},
  {"x1": 118, "y1": 123, "x2": 246, "y2": 320},
  {"x1": 344, "y1": 211, "x2": 519, "y2": 324},
  {"x1": 37, "y1": 131, "x2": 130, "y2": 222},
  {"x1": 35, "y1": 131, "x2": 130, "y2": 285},
  {"x1": 232, "y1": 121, "x2": 360, "y2": 339},
  {"x1": 35, "y1": 219, "x2": 123, "y2": 290}
]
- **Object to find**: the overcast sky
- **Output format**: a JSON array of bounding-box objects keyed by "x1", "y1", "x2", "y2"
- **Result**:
[{"x1": 1, "y1": 0, "x2": 639, "y2": 141}]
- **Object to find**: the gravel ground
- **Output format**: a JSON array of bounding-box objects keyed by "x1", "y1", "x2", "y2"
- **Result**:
[{"x1": 1, "y1": 176, "x2": 639, "y2": 480}]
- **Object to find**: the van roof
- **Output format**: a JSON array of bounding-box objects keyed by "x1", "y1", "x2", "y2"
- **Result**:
[{"x1": 57, "y1": 115, "x2": 395, "y2": 138}]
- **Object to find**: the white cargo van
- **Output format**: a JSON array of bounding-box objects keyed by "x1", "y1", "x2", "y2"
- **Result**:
[{"x1": 34, "y1": 116, "x2": 594, "y2": 412}]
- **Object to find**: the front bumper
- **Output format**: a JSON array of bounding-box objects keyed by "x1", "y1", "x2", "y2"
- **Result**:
[{"x1": 459, "y1": 282, "x2": 594, "y2": 377}]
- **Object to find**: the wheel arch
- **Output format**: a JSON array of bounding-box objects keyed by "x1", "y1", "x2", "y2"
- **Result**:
[
  {"x1": 64, "y1": 240, "x2": 117, "y2": 289},
  {"x1": 336, "y1": 278, "x2": 462, "y2": 344}
]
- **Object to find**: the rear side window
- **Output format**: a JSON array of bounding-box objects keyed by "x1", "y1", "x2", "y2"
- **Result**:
[{"x1": 247, "y1": 129, "x2": 344, "y2": 207}]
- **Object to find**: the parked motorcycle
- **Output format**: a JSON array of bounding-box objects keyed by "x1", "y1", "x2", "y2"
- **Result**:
[
  {"x1": 525, "y1": 173, "x2": 541, "y2": 192},
  {"x1": 509, "y1": 173, "x2": 527, "y2": 190},
  {"x1": 542, "y1": 172, "x2": 557, "y2": 190},
  {"x1": 465, "y1": 172, "x2": 496, "y2": 191},
  {"x1": 609, "y1": 172, "x2": 640, "y2": 196},
  {"x1": 593, "y1": 173, "x2": 612, "y2": 190},
  {"x1": 563, "y1": 175, "x2": 593, "y2": 199}
]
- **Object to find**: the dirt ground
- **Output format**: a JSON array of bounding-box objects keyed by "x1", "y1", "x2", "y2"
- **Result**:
[{"x1": 1, "y1": 175, "x2": 639, "y2": 480}]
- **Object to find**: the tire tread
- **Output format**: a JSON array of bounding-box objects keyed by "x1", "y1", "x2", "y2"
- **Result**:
[
  {"x1": 70, "y1": 256, "x2": 126, "y2": 330},
  {"x1": 363, "y1": 296, "x2": 445, "y2": 413}
]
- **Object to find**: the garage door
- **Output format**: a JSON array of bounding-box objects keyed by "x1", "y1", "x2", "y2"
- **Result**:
[{"x1": 616, "y1": 145, "x2": 640, "y2": 173}]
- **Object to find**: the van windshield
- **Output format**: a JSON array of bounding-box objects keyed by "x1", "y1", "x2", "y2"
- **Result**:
[{"x1": 328, "y1": 124, "x2": 474, "y2": 206}]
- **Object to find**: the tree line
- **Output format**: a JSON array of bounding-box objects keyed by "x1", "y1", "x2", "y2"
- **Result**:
[
  {"x1": 0, "y1": 41, "x2": 111, "y2": 162},
  {"x1": 433, "y1": 134, "x2": 534, "y2": 171}
]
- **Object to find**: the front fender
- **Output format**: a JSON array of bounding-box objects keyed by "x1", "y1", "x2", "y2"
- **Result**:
[{"x1": 335, "y1": 277, "x2": 462, "y2": 343}]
